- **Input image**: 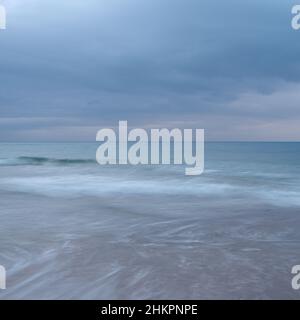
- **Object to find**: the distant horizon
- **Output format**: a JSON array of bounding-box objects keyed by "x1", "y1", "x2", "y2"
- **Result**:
[{"x1": 1, "y1": 140, "x2": 300, "y2": 143}]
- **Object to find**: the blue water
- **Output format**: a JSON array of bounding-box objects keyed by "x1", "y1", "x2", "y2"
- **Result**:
[
  {"x1": 0, "y1": 142, "x2": 300, "y2": 299},
  {"x1": 0, "y1": 142, "x2": 299, "y2": 207}
]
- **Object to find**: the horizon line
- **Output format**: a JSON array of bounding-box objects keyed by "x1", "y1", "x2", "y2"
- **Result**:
[{"x1": 0, "y1": 141, "x2": 300, "y2": 143}]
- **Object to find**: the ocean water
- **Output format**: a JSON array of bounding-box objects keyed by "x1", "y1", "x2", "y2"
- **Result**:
[{"x1": 0, "y1": 142, "x2": 300, "y2": 299}]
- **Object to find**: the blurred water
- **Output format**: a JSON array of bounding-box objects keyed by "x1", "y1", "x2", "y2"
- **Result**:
[{"x1": 0, "y1": 142, "x2": 300, "y2": 299}]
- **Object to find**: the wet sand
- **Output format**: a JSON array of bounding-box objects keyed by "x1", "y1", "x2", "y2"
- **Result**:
[{"x1": 1, "y1": 191, "x2": 300, "y2": 299}]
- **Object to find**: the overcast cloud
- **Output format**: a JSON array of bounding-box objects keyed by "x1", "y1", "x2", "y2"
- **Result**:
[{"x1": 0, "y1": 0, "x2": 299, "y2": 141}]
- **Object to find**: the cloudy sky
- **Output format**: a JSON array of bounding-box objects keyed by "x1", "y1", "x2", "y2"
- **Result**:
[{"x1": 0, "y1": 0, "x2": 299, "y2": 141}]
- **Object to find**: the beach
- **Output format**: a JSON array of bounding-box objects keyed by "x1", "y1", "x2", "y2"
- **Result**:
[{"x1": 0, "y1": 142, "x2": 300, "y2": 299}]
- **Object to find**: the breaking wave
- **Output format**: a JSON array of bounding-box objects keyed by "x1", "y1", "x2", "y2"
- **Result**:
[{"x1": 0, "y1": 157, "x2": 96, "y2": 166}]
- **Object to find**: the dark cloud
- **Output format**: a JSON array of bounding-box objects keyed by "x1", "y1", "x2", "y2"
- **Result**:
[{"x1": 0, "y1": 0, "x2": 299, "y2": 141}]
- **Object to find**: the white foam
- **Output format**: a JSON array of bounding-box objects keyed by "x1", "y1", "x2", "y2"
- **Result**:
[{"x1": 0, "y1": 175, "x2": 232, "y2": 198}]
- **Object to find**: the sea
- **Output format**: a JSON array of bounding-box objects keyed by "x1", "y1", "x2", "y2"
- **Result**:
[{"x1": 0, "y1": 142, "x2": 300, "y2": 299}]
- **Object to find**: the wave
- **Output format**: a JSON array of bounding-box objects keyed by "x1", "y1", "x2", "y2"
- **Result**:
[
  {"x1": 0, "y1": 174, "x2": 233, "y2": 197},
  {"x1": 1, "y1": 174, "x2": 300, "y2": 207},
  {"x1": 0, "y1": 156, "x2": 96, "y2": 166}
]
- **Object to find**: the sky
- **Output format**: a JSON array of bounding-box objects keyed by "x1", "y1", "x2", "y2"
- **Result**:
[{"x1": 0, "y1": 0, "x2": 299, "y2": 141}]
